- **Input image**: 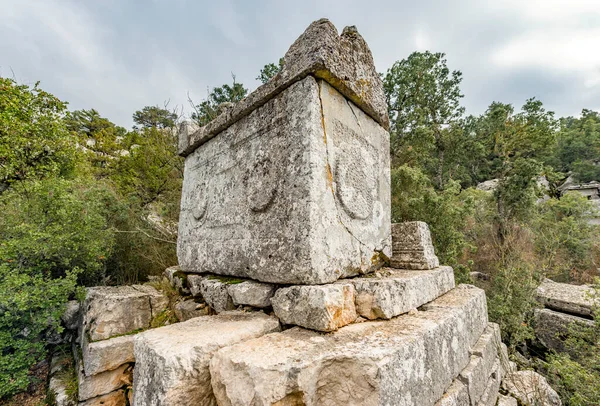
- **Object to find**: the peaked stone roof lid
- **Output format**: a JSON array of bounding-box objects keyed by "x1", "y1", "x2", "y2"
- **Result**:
[{"x1": 178, "y1": 18, "x2": 388, "y2": 157}]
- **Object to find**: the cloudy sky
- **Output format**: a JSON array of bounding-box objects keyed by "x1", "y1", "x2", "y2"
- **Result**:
[{"x1": 1, "y1": 0, "x2": 599, "y2": 128}]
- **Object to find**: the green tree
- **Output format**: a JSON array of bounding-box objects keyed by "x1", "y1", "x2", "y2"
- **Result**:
[
  {"x1": 0, "y1": 78, "x2": 74, "y2": 194},
  {"x1": 133, "y1": 106, "x2": 178, "y2": 130},
  {"x1": 192, "y1": 75, "x2": 247, "y2": 126},
  {"x1": 383, "y1": 51, "x2": 465, "y2": 189},
  {"x1": 256, "y1": 58, "x2": 284, "y2": 84}
]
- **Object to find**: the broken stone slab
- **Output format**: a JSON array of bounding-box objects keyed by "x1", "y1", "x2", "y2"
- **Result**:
[
  {"x1": 75, "y1": 347, "x2": 132, "y2": 402},
  {"x1": 390, "y1": 221, "x2": 440, "y2": 270},
  {"x1": 78, "y1": 389, "x2": 127, "y2": 406},
  {"x1": 198, "y1": 277, "x2": 236, "y2": 313},
  {"x1": 534, "y1": 308, "x2": 594, "y2": 353},
  {"x1": 476, "y1": 360, "x2": 501, "y2": 406},
  {"x1": 81, "y1": 285, "x2": 168, "y2": 342},
  {"x1": 132, "y1": 311, "x2": 280, "y2": 406},
  {"x1": 502, "y1": 370, "x2": 562, "y2": 406},
  {"x1": 434, "y1": 380, "x2": 470, "y2": 406},
  {"x1": 164, "y1": 265, "x2": 191, "y2": 295},
  {"x1": 227, "y1": 280, "x2": 276, "y2": 308},
  {"x1": 210, "y1": 285, "x2": 488, "y2": 406},
  {"x1": 536, "y1": 278, "x2": 597, "y2": 317},
  {"x1": 62, "y1": 300, "x2": 81, "y2": 331},
  {"x1": 459, "y1": 323, "x2": 502, "y2": 405},
  {"x1": 178, "y1": 19, "x2": 388, "y2": 158},
  {"x1": 81, "y1": 334, "x2": 135, "y2": 377},
  {"x1": 346, "y1": 266, "x2": 455, "y2": 320},
  {"x1": 174, "y1": 299, "x2": 210, "y2": 321},
  {"x1": 178, "y1": 76, "x2": 390, "y2": 285},
  {"x1": 271, "y1": 283, "x2": 357, "y2": 331}
]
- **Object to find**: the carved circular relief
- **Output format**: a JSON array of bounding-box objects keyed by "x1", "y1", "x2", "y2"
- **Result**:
[
  {"x1": 335, "y1": 150, "x2": 375, "y2": 220},
  {"x1": 191, "y1": 182, "x2": 208, "y2": 222},
  {"x1": 247, "y1": 153, "x2": 278, "y2": 213}
]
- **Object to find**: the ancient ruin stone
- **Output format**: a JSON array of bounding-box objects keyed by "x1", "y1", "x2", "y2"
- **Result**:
[
  {"x1": 62, "y1": 300, "x2": 81, "y2": 331},
  {"x1": 198, "y1": 278, "x2": 236, "y2": 313},
  {"x1": 187, "y1": 274, "x2": 204, "y2": 297},
  {"x1": 390, "y1": 221, "x2": 440, "y2": 270},
  {"x1": 132, "y1": 312, "x2": 280, "y2": 406},
  {"x1": 227, "y1": 280, "x2": 276, "y2": 308},
  {"x1": 48, "y1": 353, "x2": 77, "y2": 406},
  {"x1": 164, "y1": 265, "x2": 190, "y2": 295},
  {"x1": 209, "y1": 285, "x2": 488, "y2": 406},
  {"x1": 178, "y1": 19, "x2": 388, "y2": 157},
  {"x1": 81, "y1": 285, "x2": 168, "y2": 342},
  {"x1": 174, "y1": 299, "x2": 210, "y2": 321},
  {"x1": 536, "y1": 278, "x2": 597, "y2": 317},
  {"x1": 177, "y1": 30, "x2": 391, "y2": 285},
  {"x1": 477, "y1": 360, "x2": 501, "y2": 406},
  {"x1": 75, "y1": 348, "x2": 132, "y2": 402},
  {"x1": 347, "y1": 266, "x2": 454, "y2": 320},
  {"x1": 534, "y1": 308, "x2": 594, "y2": 353},
  {"x1": 78, "y1": 390, "x2": 127, "y2": 406},
  {"x1": 81, "y1": 334, "x2": 135, "y2": 377},
  {"x1": 434, "y1": 380, "x2": 469, "y2": 406},
  {"x1": 271, "y1": 283, "x2": 357, "y2": 331},
  {"x1": 502, "y1": 370, "x2": 562, "y2": 406},
  {"x1": 497, "y1": 395, "x2": 518, "y2": 406}
]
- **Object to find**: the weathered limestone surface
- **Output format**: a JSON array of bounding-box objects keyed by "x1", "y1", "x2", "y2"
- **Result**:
[
  {"x1": 434, "y1": 380, "x2": 470, "y2": 406},
  {"x1": 502, "y1": 370, "x2": 562, "y2": 406},
  {"x1": 178, "y1": 76, "x2": 390, "y2": 284},
  {"x1": 497, "y1": 395, "x2": 518, "y2": 406},
  {"x1": 132, "y1": 312, "x2": 280, "y2": 406},
  {"x1": 178, "y1": 19, "x2": 388, "y2": 157},
  {"x1": 81, "y1": 334, "x2": 135, "y2": 376},
  {"x1": 174, "y1": 299, "x2": 210, "y2": 321},
  {"x1": 49, "y1": 354, "x2": 77, "y2": 406},
  {"x1": 62, "y1": 300, "x2": 81, "y2": 331},
  {"x1": 346, "y1": 266, "x2": 454, "y2": 320},
  {"x1": 227, "y1": 280, "x2": 276, "y2": 308},
  {"x1": 78, "y1": 390, "x2": 127, "y2": 406},
  {"x1": 390, "y1": 221, "x2": 439, "y2": 270},
  {"x1": 477, "y1": 360, "x2": 501, "y2": 406},
  {"x1": 459, "y1": 323, "x2": 501, "y2": 405},
  {"x1": 187, "y1": 274, "x2": 204, "y2": 297},
  {"x1": 199, "y1": 278, "x2": 236, "y2": 313},
  {"x1": 164, "y1": 265, "x2": 190, "y2": 295},
  {"x1": 81, "y1": 285, "x2": 168, "y2": 341},
  {"x1": 534, "y1": 308, "x2": 594, "y2": 353},
  {"x1": 76, "y1": 352, "x2": 132, "y2": 402},
  {"x1": 536, "y1": 278, "x2": 597, "y2": 317},
  {"x1": 210, "y1": 285, "x2": 488, "y2": 406},
  {"x1": 271, "y1": 283, "x2": 357, "y2": 331}
]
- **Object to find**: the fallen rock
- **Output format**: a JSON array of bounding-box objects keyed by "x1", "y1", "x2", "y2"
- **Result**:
[
  {"x1": 227, "y1": 280, "x2": 276, "y2": 308},
  {"x1": 210, "y1": 285, "x2": 488, "y2": 406},
  {"x1": 81, "y1": 334, "x2": 135, "y2": 377},
  {"x1": 502, "y1": 370, "x2": 562, "y2": 406},
  {"x1": 347, "y1": 266, "x2": 454, "y2": 320},
  {"x1": 173, "y1": 299, "x2": 210, "y2": 321},
  {"x1": 434, "y1": 380, "x2": 469, "y2": 406},
  {"x1": 534, "y1": 308, "x2": 594, "y2": 353},
  {"x1": 390, "y1": 221, "x2": 439, "y2": 270},
  {"x1": 536, "y1": 279, "x2": 597, "y2": 317},
  {"x1": 199, "y1": 278, "x2": 236, "y2": 313},
  {"x1": 132, "y1": 311, "x2": 280, "y2": 406},
  {"x1": 271, "y1": 283, "x2": 357, "y2": 331},
  {"x1": 81, "y1": 285, "x2": 168, "y2": 342},
  {"x1": 62, "y1": 300, "x2": 81, "y2": 331},
  {"x1": 497, "y1": 395, "x2": 518, "y2": 406}
]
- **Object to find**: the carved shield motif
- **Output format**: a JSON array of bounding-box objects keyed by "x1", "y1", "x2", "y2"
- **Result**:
[
  {"x1": 335, "y1": 147, "x2": 376, "y2": 220},
  {"x1": 246, "y1": 151, "x2": 278, "y2": 213}
]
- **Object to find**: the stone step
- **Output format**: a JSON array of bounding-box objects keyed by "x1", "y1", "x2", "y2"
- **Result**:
[
  {"x1": 131, "y1": 311, "x2": 280, "y2": 406},
  {"x1": 209, "y1": 285, "x2": 488, "y2": 406},
  {"x1": 390, "y1": 221, "x2": 439, "y2": 270},
  {"x1": 346, "y1": 266, "x2": 455, "y2": 320}
]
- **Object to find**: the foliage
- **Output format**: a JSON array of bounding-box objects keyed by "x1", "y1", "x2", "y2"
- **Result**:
[
  {"x1": 0, "y1": 78, "x2": 75, "y2": 194},
  {"x1": 133, "y1": 106, "x2": 177, "y2": 130},
  {"x1": 256, "y1": 58, "x2": 284, "y2": 84},
  {"x1": 192, "y1": 75, "x2": 247, "y2": 126}
]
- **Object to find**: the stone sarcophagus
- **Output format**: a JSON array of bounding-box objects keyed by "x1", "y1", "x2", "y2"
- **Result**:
[{"x1": 177, "y1": 19, "x2": 391, "y2": 284}]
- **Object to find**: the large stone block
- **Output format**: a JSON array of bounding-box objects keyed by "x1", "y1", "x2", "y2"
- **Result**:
[
  {"x1": 502, "y1": 370, "x2": 561, "y2": 406},
  {"x1": 390, "y1": 221, "x2": 439, "y2": 270},
  {"x1": 132, "y1": 312, "x2": 280, "y2": 406},
  {"x1": 227, "y1": 280, "x2": 276, "y2": 308},
  {"x1": 536, "y1": 278, "x2": 597, "y2": 317},
  {"x1": 271, "y1": 283, "x2": 357, "y2": 331},
  {"x1": 178, "y1": 76, "x2": 390, "y2": 285},
  {"x1": 81, "y1": 334, "x2": 135, "y2": 377},
  {"x1": 78, "y1": 390, "x2": 127, "y2": 406},
  {"x1": 534, "y1": 308, "x2": 594, "y2": 353},
  {"x1": 477, "y1": 360, "x2": 501, "y2": 406},
  {"x1": 434, "y1": 380, "x2": 469, "y2": 406},
  {"x1": 81, "y1": 285, "x2": 168, "y2": 342},
  {"x1": 347, "y1": 266, "x2": 455, "y2": 320},
  {"x1": 209, "y1": 285, "x2": 488, "y2": 406},
  {"x1": 75, "y1": 348, "x2": 132, "y2": 402},
  {"x1": 178, "y1": 19, "x2": 388, "y2": 157},
  {"x1": 199, "y1": 277, "x2": 236, "y2": 313}
]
